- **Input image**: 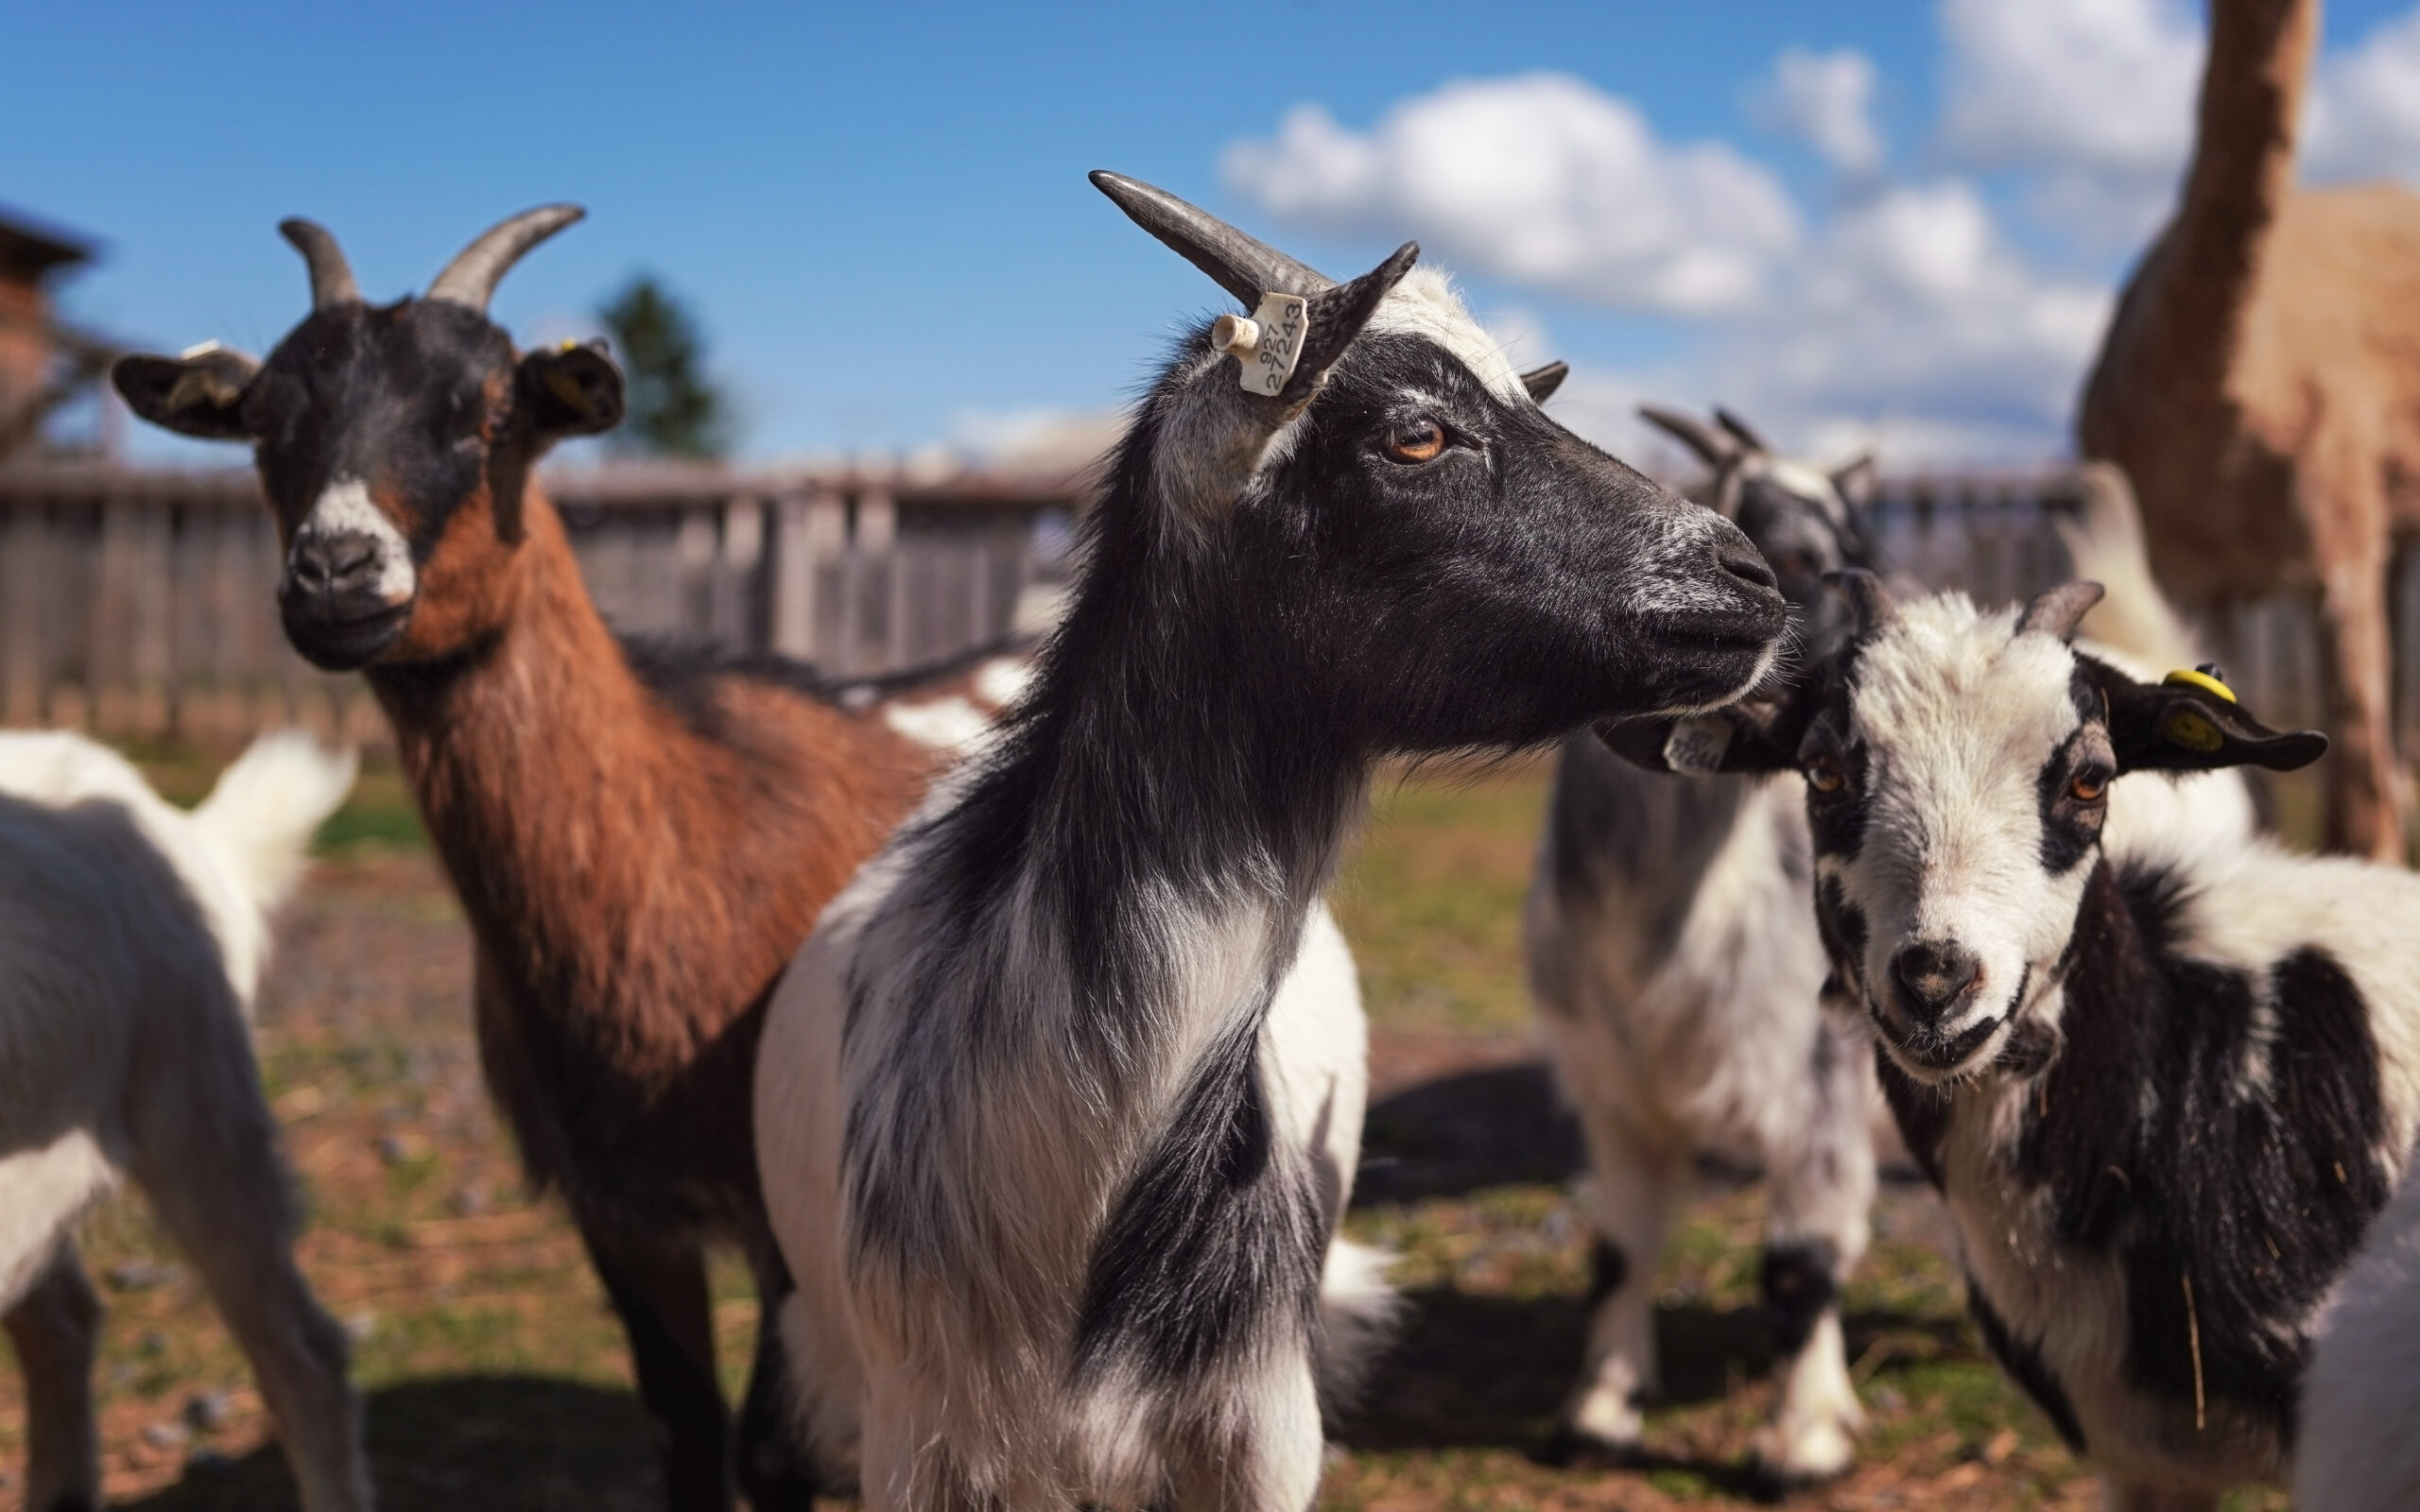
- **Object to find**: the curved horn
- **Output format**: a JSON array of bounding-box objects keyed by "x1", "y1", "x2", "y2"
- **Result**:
[
  {"x1": 1713, "y1": 406, "x2": 1772, "y2": 454},
  {"x1": 1518, "y1": 360, "x2": 1569, "y2": 404},
  {"x1": 278, "y1": 218, "x2": 359, "y2": 310},
  {"x1": 427, "y1": 204, "x2": 585, "y2": 313},
  {"x1": 1637, "y1": 404, "x2": 1733, "y2": 467},
  {"x1": 1823, "y1": 569, "x2": 1898, "y2": 637},
  {"x1": 1089, "y1": 170, "x2": 1332, "y2": 304},
  {"x1": 2015, "y1": 580, "x2": 2106, "y2": 644}
]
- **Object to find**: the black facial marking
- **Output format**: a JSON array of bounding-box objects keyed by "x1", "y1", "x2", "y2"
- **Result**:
[
  {"x1": 1587, "y1": 1238, "x2": 1631, "y2": 1307},
  {"x1": 1815, "y1": 873, "x2": 1868, "y2": 992},
  {"x1": 2007, "y1": 861, "x2": 2392, "y2": 1444},
  {"x1": 2035, "y1": 726, "x2": 2110, "y2": 875},
  {"x1": 1802, "y1": 731, "x2": 1869, "y2": 864},
  {"x1": 1760, "y1": 1239, "x2": 1841, "y2": 1356},
  {"x1": 1968, "y1": 1281, "x2": 2085, "y2": 1452},
  {"x1": 251, "y1": 300, "x2": 515, "y2": 551}
]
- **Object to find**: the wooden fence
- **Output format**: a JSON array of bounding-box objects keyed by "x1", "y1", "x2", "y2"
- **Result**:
[
  {"x1": 0, "y1": 460, "x2": 1081, "y2": 747},
  {"x1": 0, "y1": 459, "x2": 2411, "y2": 751}
]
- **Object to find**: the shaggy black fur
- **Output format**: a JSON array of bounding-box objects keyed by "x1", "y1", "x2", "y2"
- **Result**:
[
  {"x1": 2004, "y1": 860, "x2": 2391, "y2": 1443},
  {"x1": 1761, "y1": 1239, "x2": 1841, "y2": 1356}
]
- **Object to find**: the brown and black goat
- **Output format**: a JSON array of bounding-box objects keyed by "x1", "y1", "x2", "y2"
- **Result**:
[{"x1": 113, "y1": 208, "x2": 993, "y2": 1511}]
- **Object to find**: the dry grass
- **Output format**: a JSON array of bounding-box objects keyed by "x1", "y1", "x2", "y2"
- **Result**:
[{"x1": 0, "y1": 747, "x2": 2290, "y2": 1509}]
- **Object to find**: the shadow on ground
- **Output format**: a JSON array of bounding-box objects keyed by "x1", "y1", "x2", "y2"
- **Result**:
[
  {"x1": 1339, "y1": 1284, "x2": 1972, "y2": 1498},
  {"x1": 1357, "y1": 1060, "x2": 1582, "y2": 1204},
  {"x1": 123, "y1": 1376, "x2": 662, "y2": 1512}
]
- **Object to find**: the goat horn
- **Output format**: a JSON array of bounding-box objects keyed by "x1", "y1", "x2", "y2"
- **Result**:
[
  {"x1": 428, "y1": 204, "x2": 585, "y2": 313},
  {"x1": 1824, "y1": 569, "x2": 1898, "y2": 636},
  {"x1": 1089, "y1": 170, "x2": 1332, "y2": 305},
  {"x1": 1713, "y1": 406, "x2": 1772, "y2": 454},
  {"x1": 1637, "y1": 404, "x2": 1733, "y2": 467},
  {"x1": 278, "y1": 218, "x2": 360, "y2": 311},
  {"x1": 2015, "y1": 580, "x2": 2106, "y2": 644}
]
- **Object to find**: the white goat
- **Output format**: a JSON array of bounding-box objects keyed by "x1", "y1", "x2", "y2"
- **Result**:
[
  {"x1": 753, "y1": 172, "x2": 1789, "y2": 1510},
  {"x1": 0, "y1": 729, "x2": 370, "y2": 1512},
  {"x1": 1611, "y1": 576, "x2": 2416, "y2": 1509}
]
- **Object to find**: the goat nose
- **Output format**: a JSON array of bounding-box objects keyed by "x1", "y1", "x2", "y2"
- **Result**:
[
  {"x1": 1713, "y1": 538, "x2": 1779, "y2": 595},
  {"x1": 289, "y1": 531, "x2": 384, "y2": 595},
  {"x1": 1891, "y1": 941, "x2": 1982, "y2": 1021}
]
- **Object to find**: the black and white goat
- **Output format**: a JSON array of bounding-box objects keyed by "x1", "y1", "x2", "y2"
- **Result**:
[
  {"x1": 752, "y1": 172, "x2": 1789, "y2": 1511},
  {"x1": 1608, "y1": 575, "x2": 2417, "y2": 1509},
  {"x1": 1527, "y1": 405, "x2": 1885, "y2": 1481},
  {"x1": 0, "y1": 730, "x2": 369, "y2": 1511}
]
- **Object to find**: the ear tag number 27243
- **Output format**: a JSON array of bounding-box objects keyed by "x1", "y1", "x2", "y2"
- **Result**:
[{"x1": 1233, "y1": 293, "x2": 1308, "y2": 397}]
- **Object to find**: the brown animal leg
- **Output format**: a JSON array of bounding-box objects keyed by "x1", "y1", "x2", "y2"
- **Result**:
[
  {"x1": 734, "y1": 1245, "x2": 819, "y2": 1509},
  {"x1": 579, "y1": 1221, "x2": 734, "y2": 1512},
  {"x1": 6, "y1": 1245, "x2": 102, "y2": 1512},
  {"x1": 2315, "y1": 558, "x2": 2410, "y2": 860}
]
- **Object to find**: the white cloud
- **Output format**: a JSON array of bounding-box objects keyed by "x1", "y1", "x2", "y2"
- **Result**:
[
  {"x1": 2308, "y1": 8, "x2": 2420, "y2": 181},
  {"x1": 1220, "y1": 74, "x2": 1801, "y2": 316},
  {"x1": 1936, "y1": 0, "x2": 2204, "y2": 247},
  {"x1": 1753, "y1": 47, "x2": 1885, "y2": 177},
  {"x1": 1939, "y1": 0, "x2": 2203, "y2": 178}
]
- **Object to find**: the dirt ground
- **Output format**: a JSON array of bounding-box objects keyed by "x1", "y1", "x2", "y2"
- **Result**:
[{"x1": 0, "y1": 766, "x2": 2290, "y2": 1510}]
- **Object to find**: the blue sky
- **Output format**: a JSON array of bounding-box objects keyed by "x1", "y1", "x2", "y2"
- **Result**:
[{"x1": 8, "y1": 1, "x2": 2420, "y2": 469}]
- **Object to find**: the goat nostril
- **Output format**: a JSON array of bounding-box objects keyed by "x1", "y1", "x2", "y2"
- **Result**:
[
  {"x1": 1715, "y1": 540, "x2": 1779, "y2": 594},
  {"x1": 1892, "y1": 942, "x2": 1982, "y2": 1016}
]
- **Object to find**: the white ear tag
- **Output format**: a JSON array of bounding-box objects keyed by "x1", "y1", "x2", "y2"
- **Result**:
[
  {"x1": 1664, "y1": 715, "x2": 1736, "y2": 776},
  {"x1": 1211, "y1": 292, "x2": 1309, "y2": 397}
]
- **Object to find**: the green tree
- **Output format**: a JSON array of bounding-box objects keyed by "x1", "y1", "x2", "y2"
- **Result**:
[{"x1": 596, "y1": 274, "x2": 734, "y2": 457}]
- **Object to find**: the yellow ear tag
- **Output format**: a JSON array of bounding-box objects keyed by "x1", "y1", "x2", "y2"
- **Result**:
[
  {"x1": 2163, "y1": 667, "x2": 2237, "y2": 704},
  {"x1": 2159, "y1": 707, "x2": 2225, "y2": 753}
]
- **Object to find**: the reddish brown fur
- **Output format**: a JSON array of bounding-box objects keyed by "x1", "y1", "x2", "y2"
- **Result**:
[{"x1": 361, "y1": 481, "x2": 934, "y2": 1228}]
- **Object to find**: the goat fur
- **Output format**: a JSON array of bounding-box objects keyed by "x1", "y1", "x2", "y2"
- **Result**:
[{"x1": 0, "y1": 730, "x2": 369, "y2": 1512}]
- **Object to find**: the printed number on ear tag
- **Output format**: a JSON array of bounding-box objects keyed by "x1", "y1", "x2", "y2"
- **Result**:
[
  {"x1": 1222, "y1": 292, "x2": 1309, "y2": 397},
  {"x1": 1665, "y1": 715, "x2": 1735, "y2": 775}
]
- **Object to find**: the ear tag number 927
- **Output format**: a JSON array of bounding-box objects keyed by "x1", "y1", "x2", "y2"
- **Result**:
[{"x1": 1211, "y1": 292, "x2": 1310, "y2": 397}]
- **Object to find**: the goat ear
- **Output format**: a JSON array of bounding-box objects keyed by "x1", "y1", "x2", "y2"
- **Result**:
[
  {"x1": 1594, "y1": 682, "x2": 1818, "y2": 778},
  {"x1": 519, "y1": 339, "x2": 624, "y2": 439},
  {"x1": 1831, "y1": 454, "x2": 1877, "y2": 513},
  {"x1": 1518, "y1": 360, "x2": 1568, "y2": 404},
  {"x1": 2083, "y1": 657, "x2": 2330, "y2": 775},
  {"x1": 1278, "y1": 243, "x2": 1419, "y2": 405},
  {"x1": 112, "y1": 346, "x2": 261, "y2": 440}
]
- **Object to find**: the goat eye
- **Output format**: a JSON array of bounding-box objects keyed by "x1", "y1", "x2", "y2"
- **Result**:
[
  {"x1": 1806, "y1": 754, "x2": 1847, "y2": 795},
  {"x1": 2068, "y1": 769, "x2": 2110, "y2": 803},
  {"x1": 1384, "y1": 418, "x2": 1447, "y2": 463}
]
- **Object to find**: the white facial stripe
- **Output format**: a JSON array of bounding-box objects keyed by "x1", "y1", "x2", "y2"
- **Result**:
[
  {"x1": 294, "y1": 478, "x2": 416, "y2": 605},
  {"x1": 1832, "y1": 595, "x2": 2102, "y2": 1068},
  {"x1": 1361, "y1": 266, "x2": 1529, "y2": 404}
]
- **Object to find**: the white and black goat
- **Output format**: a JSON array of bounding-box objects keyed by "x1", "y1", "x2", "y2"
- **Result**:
[
  {"x1": 752, "y1": 172, "x2": 1789, "y2": 1511},
  {"x1": 0, "y1": 730, "x2": 369, "y2": 1512},
  {"x1": 1606, "y1": 575, "x2": 2418, "y2": 1509},
  {"x1": 1527, "y1": 405, "x2": 1886, "y2": 1483}
]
